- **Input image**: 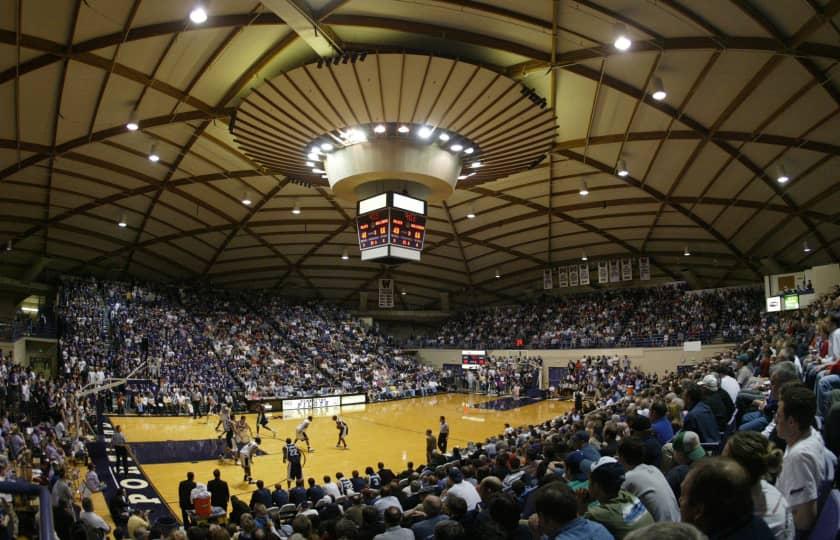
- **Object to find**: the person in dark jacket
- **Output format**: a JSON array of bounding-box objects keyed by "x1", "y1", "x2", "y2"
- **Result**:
[
  {"x1": 207, "y1": 469, "x2": 230, "y2": 515},
  {"x1": 178, "y1": 472, "x2": 196, "y2": 526},
  {"x1": 250, "y1": 479, "x2": 272, "y2": 509},
  {"x1": 698, "y1": 374, "x2": 735, "y2": 432},
  {"x1": 272, "y1": 483, "x2": 290, "y2": 507},
  {"x1": 682, "y1": 383, "x2": 721, "y2": 446}
]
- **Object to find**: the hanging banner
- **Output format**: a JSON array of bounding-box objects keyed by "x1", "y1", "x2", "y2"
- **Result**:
[
  {"x1": 558, "y1": 267, "x2": 568, "y2": 288},
  {"x1": 609, "y1": 260, "x2": 621, "y2": 282},
  {"x1": 598, "y1": 262, "x2": 609, "y2": 284},
  {"x1": 543, "y1": 269, "x2": 553, "y2": 290},
  {"x1": 378, "y1": 278, "x2": 394, "y2": 308},
  {"x1": 621, "y1": 258, "x2": 633, "y2": 281},
  {"x1": 639, "y1": 256, "x2": 651, "y2": 281},
  {"x1": 579, "y1": 263, "x2": 590, "y2": 286},
  {"x1": 569, "y1": 265, "x2": 579, "y2": 287}
]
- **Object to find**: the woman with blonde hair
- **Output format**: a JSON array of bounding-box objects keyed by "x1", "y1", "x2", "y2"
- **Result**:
[{"x1": 722, "y1": 431, "x2": 793, "y2": 540}]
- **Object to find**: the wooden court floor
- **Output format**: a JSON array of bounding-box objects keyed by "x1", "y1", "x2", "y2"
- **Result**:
[{"x1": 113, "y1": 394, "x2": 572, "y2": 520}]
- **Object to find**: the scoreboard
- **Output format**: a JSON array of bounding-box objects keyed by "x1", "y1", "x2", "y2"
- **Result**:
[
  {"x1": 356, "y1": 193, "x2": 427, "y2": 263},
  {"x1": 461, "y1": 350, "x2": 488, "y2": 370}
]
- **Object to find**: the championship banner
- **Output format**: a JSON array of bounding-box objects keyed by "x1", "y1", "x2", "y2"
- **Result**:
[
  {"x1": 621, "y1": 258, "x2": 633, "y2": 281},
  {"x1": 558, "y1": 266, "x2": 569, "y2": 287},
  {"x1": 379, "y1": 278, "x2": 394, "y2": 308},
  {"x1": 598, "y1": 261, "x2": 609, "y2": 284},
  {"x1": 609, "y1": 259, "x2": 620, "y2": 282},
  {"x1": 543, "y1": 268, "x2": 553, "y2": 290},
  {"x1": 579, "y1": 263, "x2": 590, "y2": 285},
  {"x1": 639, "y1": 256, "x2": 651, "y2": 281},
  {"x1": 569, "y1": 265, "x2": 579, "y2": 287}
]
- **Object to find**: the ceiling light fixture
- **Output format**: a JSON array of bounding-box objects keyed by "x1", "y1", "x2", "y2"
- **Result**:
[
  {"x1": 148, "y1": 144, "x2": 160, "y2": 162},
  {"x1": 457, "y1": 175, "x2": 468, "y2": 180},
  {"x1": 803, "y1": 241, "x2": 811, "y2": 253},
  {"x1": 320, "y1": 142, "x2": 333, "y2": 152},
  {"x1": 684, "y1": 246, "x2": 691, "y2": 256},
  {"x1": 438, "y1": 133, "x2": 450, "y2": 142},
  {"x1": 470, "y1": 161, "x2": 482, "y2": 168},
  {"x1": 189, "y1": 5, "x2": 208, "y2": 23},
  {"x1": 400, "y1": 288, "x2": 407, "y2": 296},
  {"x1": 341, "y1": 249, "x2": 349, "y2": 260},
  {"x1": 307, "y1": 152, "x2": 319, "y2": 161},
  {"x1": 579, "y1": 179, "x2": 589, "y2": 196},
  {"x1": 374, "y1": 124, "x2": 386, "y2": 134},
  {"x1": 581, "y1": 252, "x2": 588, "y2": 261},
  {"x1": 450, "y1": 144, "x2": 463, "y2": 152},
  {"x1": 613, "y1": 23, "x2": 632, "y2": 51},
  {"x1": 776, "y1": 165, "x2": 790, "y2": 184},
  {"x1": 126, "y1": 111, "x2": 139, "y2": 131},
  {"x1": 5, "y1": 240, "x2": 10, "y2": 252},
  {"x1": 495, "y1": 269, "x2": 501, "y2": 279},
  {"x1": 312, "y1": 168, "x2": 325, "y2": 174},
  {"x1": 344, "y1": 129, "x2": 366, "y2": 143},
  {"x1": 118, "y1": 215, "x2": 127, "y2": 228},
  {"x1": 398, "y1": 125, "x2": 410, "y2": 133},
  {"x1": 305, "y1": 161, "x2": 314, "y2": 167},
  {"x1": 617, "y1": 159, "x2": 629, "y2": 177},
  {"x1": 651, "y1": 76, "x2": 667, "y2": 101},
  {"x1": 464, "y1": 147, "x2": 474, "y2": 154},
  {"x1": 292, "y1": 202, "x2": 301, "y2": 215},
  {"x1": 418, "y1": 126, "x2": 434, "y2": 139},
  {"x1": 466, "y1": 205, "x2": 476, "y2": 219},
  {"x1": 242, "y1": 192, "x2": 252, "y2": 206}
]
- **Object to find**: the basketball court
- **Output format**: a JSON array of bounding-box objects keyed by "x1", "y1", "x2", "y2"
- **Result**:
[{"x1": 110, "y1": 393, "x2": 572, "y2": 520}]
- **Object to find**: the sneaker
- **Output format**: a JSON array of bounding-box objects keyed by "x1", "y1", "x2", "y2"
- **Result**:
[
  {"x1": 336, "y1": 444, "x2": 341, "y2": 448},
  {"x1": 309, "y1": 448, "x2": 315, "y2": 452}
]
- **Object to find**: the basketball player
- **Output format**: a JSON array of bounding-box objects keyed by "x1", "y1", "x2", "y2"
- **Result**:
[
  {"x1": 234, "y1": 415, "x2": 252, "y2": 464},
  {"x1": 332, "y1": 415, "x2": 348, "y2": 449},
  {"x1": 215, "y1": 403, "x2": 230, "y2": 433},
  {"x1": 283, "y1": 437, "x2": 305, "y2": 489},
  {"x1": 219, "y1": 411, "x2": 236, "y2": 462},
  {"x1": 437, "y1": 416, "x2": 449, "y2": 453},
  {"x1": 295, "y1": 416, "x2": 314, "y2": 452},
  {"x1": 256, "y1": 405, "x2": 276, "y2": 437},
  {"x1": 240, "y1": 437, "x2": 261, "y2": 483}
]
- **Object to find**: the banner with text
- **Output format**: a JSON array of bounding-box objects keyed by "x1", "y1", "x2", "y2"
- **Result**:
[
  {"x1": 379, "y1": 278, "x2": 394, "y2": 308},
  {"x1": 543, "y1": 269, "x2": 553, "y2": 289},
  {"x1": 579, "y1": 263, "x2": 590, "y2": 285},
  {"x1": 569, "y1": 265, "x2": 579, "y2": 286},
  {"x1": 639, "y1": 256, "x2": 651, "y2": 281},
  {"x1": 609, "y1": 260, "x2": 621, "y2": 282},
  {"x1": 558, "y1": 266, "x2": 568, "y2": 287},
  {"x1": 621, "y1": 258, "x2": 633, "y2": 281},
  {"x1": 598, "y1": 262, "x2": 609, "y2": 284}
]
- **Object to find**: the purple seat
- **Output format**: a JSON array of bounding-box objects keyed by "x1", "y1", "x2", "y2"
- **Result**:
[{"x1": 812, "y1": 489, "x2": 840, "y2": 540}]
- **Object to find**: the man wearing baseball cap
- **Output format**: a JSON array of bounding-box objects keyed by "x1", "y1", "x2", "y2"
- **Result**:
[
  {"x1": 583, "y1": 457, "x2": 654, "y2": 539},
  {"x1": 698, "y1": 373, "x2": 734, "y2": 432},
  {"x1": 666, "y1": 431, "x2": 706, "y2": 501}
]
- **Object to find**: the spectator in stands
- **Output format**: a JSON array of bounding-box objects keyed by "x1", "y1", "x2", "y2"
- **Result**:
[
  {"x1": 374, "y1": 506, "x2": 412, "y2": 540},
  {"x1": 774, "y1": 383, "x2": 837, "y2": 536},
  {"x1": 411, "y1": 496, "x2": 447, "y2": 540},
  {"x1": 617, "y1": 438, "x2": 680, "y2": 522},
  {"x1": 666, "y1": 431, "x2": 706, "y2": 501},
  {"x1": 443, "y1": 468, "x2": 481, "y2": 512},
  {"x1": 572, "y1": 431, "x2": 601, "y2": 463},
  {"x1": 698, "y1": 373, "x2": 735, "y2": 432},
  {"x1": 722, "y1": 431, "x2": 793, "y2": 540},
  {"x1": 739, "y1": 361, "x2": 798, "y2": 434},
  {"x1": 649, "y1": 401, "x2": 674, "y2": 445},
  {"x1": 250, "y1": 480, "x2": 272, "y2": 509},
  {"x1": 583, "y1": 457, "x2": 654, "y2": 538},
  {"x1": 627, "y1": 416, "x2": 662, "y2": 468},
  {"x1": 78, "y1": 497, "x2": 111, "y2": 536},
  {"x1": 682, "y1": 383, "x2": 720, "y2": 446},
  {"x1": 208, "y1": 469, "x2": 230, "y2": 515},
  {"x1": 680, "y1": 457, "x2": 774, "y2": 538},
  {"x1": 623, "y1": 522, "x2": 708, "y2": 540},
  {"x1": 532, "y1": 482, "x2": 612, "y2": 540}
]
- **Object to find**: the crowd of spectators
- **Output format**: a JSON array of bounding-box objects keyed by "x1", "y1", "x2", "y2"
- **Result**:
[
  {"x1": 441, "y1": 356, "x2": 542, "y2": 396},
  {"x1": 410, "y1": 284, "x2": 764, "y2": 350}
]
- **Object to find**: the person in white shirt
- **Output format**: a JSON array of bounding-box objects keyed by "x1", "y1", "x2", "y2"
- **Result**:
[
  {"x1": 322, "y1": 475, "x2": 341, "y2": 500},
  {"x1": 443, "y1": 467, "x2": 481, "y2": 511},
  {"x1": 79, "y1": 497, "x2": 110, "y2": 535},
  {"x1": 719, "y1": 364, "x2": 741, "y2": 405},
  {"x1": 617, "y1": 438, "x2": 680, "y2": 522},
  {"x1": 240, "y1": 437, "x2": 261, "y2": 484},
  {"x1": 775, "y1": 384, "x2": 836, "y2": 536},
  {"x1": 723, "y1": 431, "x2": 794, "y2": 540}
]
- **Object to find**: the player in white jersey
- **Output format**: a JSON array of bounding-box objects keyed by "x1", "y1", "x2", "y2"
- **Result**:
[
  {"x1": 240, "y1": 437, "x2": 261, "y2": 483},
  {"x1": 295, "y1": 416, "x2": 314, "y2": 452},
  {"x1": 332, "y1": 415, "x2": 349, "y2": 449}
]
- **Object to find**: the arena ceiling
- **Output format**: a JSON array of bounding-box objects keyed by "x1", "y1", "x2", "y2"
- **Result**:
[{"x1": 1, "y1": 0, "x2": 840, "y2": 308}]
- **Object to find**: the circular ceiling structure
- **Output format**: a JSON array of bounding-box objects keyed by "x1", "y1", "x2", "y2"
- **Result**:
[{"x1": 0, "y1": 0, "x2": 838, "y2": 308}]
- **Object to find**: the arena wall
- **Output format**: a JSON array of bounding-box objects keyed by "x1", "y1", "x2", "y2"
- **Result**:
[{"x1": 415, "y1": 343, "x2": 737, "y2": 379}]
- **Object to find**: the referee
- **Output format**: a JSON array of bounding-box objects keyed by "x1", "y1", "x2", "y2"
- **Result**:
[
  {"x1": 437, "y1": 416, "x2": 449, "y2": 453},
  {"x1": 112, "y1": 425, "x2": 129, "y2": 476}
]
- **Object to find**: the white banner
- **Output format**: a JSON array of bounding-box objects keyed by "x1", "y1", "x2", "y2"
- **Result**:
[
  {"x1": 379, "y1": 278, "x2": 394, "y2": 308},
  {"x1": 639, "y1": 256, "x2": 651, "y2": 281},
  {"x1": 282, "y1": 396, "x2": 341, "y2": 411},
  {"x1": 558, "y1": 267, "x2": 568, "y2": 287},
  {"x1": 579, "y1": 263, "x2": 590, "y2": 285},
  {"x1": 598, "y1": 261, "x2": 609, "y2": 284},
  {"x1": 621, "y1": 258, "x2": 633, "y2": 281},
  {"x1": 609, "y1": 260, "x2": 620, "y2": 282},
  {"x1": 569, "y1": 265, "x2": 579, "y2": 287},
  {"x1": 543, "y1": 268, "x2": 553, "y2": 290}
]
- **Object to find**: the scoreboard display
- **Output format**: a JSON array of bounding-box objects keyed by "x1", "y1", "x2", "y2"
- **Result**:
[
  {"x1": 389, "y1": 208, "x2": 426, "y2": 250},
  {"x1": 461, "y1": 350, "x2": 488, "y2": 370},
  {"x1": 357, "y1": 210, "x2": 390, "y2": 249},
  {"x1": 356, "y1": 193, "x2": 428, "y2": 262}
]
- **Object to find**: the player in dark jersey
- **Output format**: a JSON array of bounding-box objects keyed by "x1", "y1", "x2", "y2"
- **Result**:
[
  {"x1": 256, "y1": 405, "x2": 277, "y2": 438},
  {"x1": 332, "y1": 415, "x2": 349, "y2": 449},
  {"x1": 283, "y1": 437, "x2": 305, "y2": 489}
]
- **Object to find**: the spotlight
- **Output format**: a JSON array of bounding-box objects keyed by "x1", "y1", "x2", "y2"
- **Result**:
[
  {"x1": 292, "y1": 202, "x2": 301, "y2": 215},
  {"x1": 341, "y1": 249, "x2": 349, "y2": 260},
  {"x1": 464, "y1": 147, "x2": 474, "y2": 154},
  {"x1": 417, "y1": 126, "x2": 434, "y2": 139},
  {"x1": 684, "y1": 247, "x2": 691, "y2": 257},
  {"x1": 776, "y1": 165, "x2": 790, "y2": 184},
  {"x1": 651, "y1": 76, "x2": 667, "y2": 101},
  {"x1": 470, "y1": 161, "x2": 481, "y2": 168},
  {"x1": 617, "y1": 159, "x2": 629, "y2": 177},
  {"x1": 148, "y1": 144, "x2": 160, "y2": 162},
  {"x1": 613, "y1": 23, "x2": 632, "y2": 51},
  {"x1": 374, "y1": 124, "x2": 386, "y2": 134},
  {"x1": 803, "y1": 241, "x2": 811, "y2": 253},
  {"x1": 450, "y1": 144, "x2": 463, "y2": 152},
  {"x1": 579, "y1": 179, "x2": 589, "y2": 197},
  {"x1": 189, "y1": 5, "x2": 208, "y2": 24},
  {"x1": 398, "y1": 125, "x2": 410, "y2": 133},
  {"x1": 126, "y1": 111, "x2": 139, "y2": 131},
  {"x1": 438, "y1": 133, "x2": 450, "y2": 142},
  {"x1": 320, "y1": 142, "x2": 333, "y2": 151}
]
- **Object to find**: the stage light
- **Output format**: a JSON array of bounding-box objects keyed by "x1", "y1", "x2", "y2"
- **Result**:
[
  {"x1": 344, "y1": 128, "x2": 366, "y2": 143},
  {"x1": 374, "y1": 124, "x2": 386, "y2": 134},
  {"x1": 614, "y1": 23, "x2": 631, "y2": 51},
  {"x1": 417, "y1": 126, "x2": 434, "y2": 139},
  {"x1": 189, "y1": 5, "x2": 208, "y2": 23},
  {"x1": 617, "y1": 159, "x2": 629, "y2": 177},
  {"x1": 450, "y1": 144, "x2": 463, "y2": 152},
  {"x1": 651, "y1": 76, "x2": 667, "y2": 101}
]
